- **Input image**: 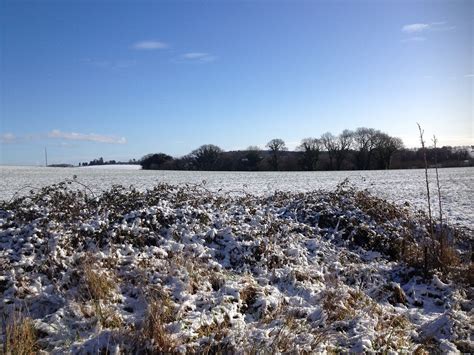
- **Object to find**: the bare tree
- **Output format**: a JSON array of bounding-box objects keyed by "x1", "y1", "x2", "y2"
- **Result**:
[
  {"x1": 246, "y1": 145, "x2": 261, "y2": 151},
  {"x1": 190, "y1": 144, "x2": 224, "y2": 170},
  {"x1": 373, "y1": 133, "x2": 403, "y2": 169},
  {"x1": 353, "y1": 127, "x2": 379, "y2": 169},
  {"x1": 334, "y1": 130, "x2": 354, "y2": 170},
  {"x1": 321, "y1": 132, "x2": 337, "y2": 169},
  {"x1": 244, "y1": 146, "x2": 263, "y2": 170},
  {"x1": 266, "y1": 138, "x2": 286, "y2": 170},
  {"x1": 140, "y1": 153, "x2": 173, "y2": 170},
  {"x1": 297, "y1": 137, "x2": 321, "y2": 171}
]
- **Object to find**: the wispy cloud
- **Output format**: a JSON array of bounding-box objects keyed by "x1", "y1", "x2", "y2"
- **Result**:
[
  {"x1": 0, "y1": 133, "x2": 16, "y2": 144},
  {"x1": 181, "y1": 52, "x2": 217, "y2": 63},
  {"x1": 465, "y1": 74, "x2": 474, "y2": 78},
  {"x1": 401, "y1": 22, "x2": 454, "y2": 43},
  {"x1": 132, "y1": 40, "x2": 168, "y2": 50},
  {"x1": 48, "y1": 130, "x2": 127, "y2": 144},
  {"x1": 182, "y1": 52, "x2": 208, "y2": 59},
  {"x1": 402, "y1": 23, "x2": 430, "y2": 33},
  {"x1": 401, "y1": 22, "x2": 455, "y2": 34}
]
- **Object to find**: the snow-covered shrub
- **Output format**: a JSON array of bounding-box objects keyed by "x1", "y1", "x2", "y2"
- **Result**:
[{"x1": 0, "y1": 181, "x2": 471, "y2": 353}]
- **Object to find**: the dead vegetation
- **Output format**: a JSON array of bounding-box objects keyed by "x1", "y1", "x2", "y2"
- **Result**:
[
  {"x1": 140, "y1": 295, "x2": 177, "y2": 352},
  {"x1": 415, "y1": 124, "x2": 470, "y2": 279},
  {"x1": 81, "y1": 257, "x2": 116, "y2": 301},
  {"x1": 2, "y1": 312, "x2": 37, "y2": 355},
  {"x1": 240, "y1": 283, "x2": 259, "y2": 314},
  {"x1": 334, "y1": 179, "x2": 470, "y2": 281},
  {"x1": 0, "y1": 179, "x2": 471, "y2": 353}
]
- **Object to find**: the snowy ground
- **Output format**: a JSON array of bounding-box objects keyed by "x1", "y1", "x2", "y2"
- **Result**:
[
  {"x1": 1, "y1": 182, "x2": 472, "y2": 353},
  {"x1": 1, "y1": 166, "x2": 473, "y2": 228}
]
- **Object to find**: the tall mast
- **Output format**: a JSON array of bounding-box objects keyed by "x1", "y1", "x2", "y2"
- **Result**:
[{"x1": 44, "y1": 147, "x2": 48, "y2": 167}]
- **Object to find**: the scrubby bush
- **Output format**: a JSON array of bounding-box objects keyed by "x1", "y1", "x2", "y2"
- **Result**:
[{"x1": 0, "y1": 180, "x2": 471, "y2": 353}]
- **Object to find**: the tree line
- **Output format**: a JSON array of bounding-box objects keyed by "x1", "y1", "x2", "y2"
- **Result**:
[
  {"x1": 79, "y1": 157, "x2": 139, "y2": 167},
  {"x1": 137, "y1": 127, "x2": 472, "y2": 171}
]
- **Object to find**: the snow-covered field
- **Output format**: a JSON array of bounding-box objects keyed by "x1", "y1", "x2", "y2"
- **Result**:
[
  {"x1": 1, "y1": 166, "x2": 472, "y2": 228},
  {"x1": 1, "y1": 182, "x2": 472, "y2": 353}
]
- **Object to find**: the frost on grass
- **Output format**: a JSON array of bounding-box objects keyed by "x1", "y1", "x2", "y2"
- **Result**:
[{"x1": 0, "y1": 181, "x2": 472, "y2": 353}]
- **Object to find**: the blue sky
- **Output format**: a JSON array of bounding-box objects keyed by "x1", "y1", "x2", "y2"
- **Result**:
[{"x1": 1, "y1": 0, "x2": 472, "y2": 165}]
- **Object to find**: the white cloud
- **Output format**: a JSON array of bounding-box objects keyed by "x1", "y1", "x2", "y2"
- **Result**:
[
  {"x1": 402, "y1": 23, "x2": 430, "y2": 33},
  {"x1": 401, "y1": 22, "x2": 455, "y2": 34},
  {"x1": 465, "y1": 74, "x2": 474, "y2": 78},
  {"x1": 0, "y1": 133, "x2": 16, "y2": 144},
  {"x1": 48, "y1": 130, "x2": 127, "y2": 144},
  {"x1": 182, "y1": 52, "x2": 208, "y2": 59},
  {"x1": 401, "y1": 22, "x2": 455, "y2": 44},
  {"x1": 132, "y1": 40, "x2": 168, "y2": 50},
  {"x1": 181, "y1": 52, "x2": 217, "y2": 63}
]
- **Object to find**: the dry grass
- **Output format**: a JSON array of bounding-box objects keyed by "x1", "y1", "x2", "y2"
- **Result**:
[
  {"x1": 79, "y1": 301, "x2": 123, "y2": 329},
  {"x1": 354, "y1": 190, "x2": 409, "y2": 223},
  {"x1": 452, "y1": 261, "x2": 474, "y2": 285},
  {"x1": 209, "y1": 273, "x2": 225, "y2": 291},
  {"x1": 94, "y1": 303, "x2": 123, "y2": 329},
  {"x1": 269, "y1": 316, "x2": 298, "y2": 352},
  {"x1": 141, "y1": 292, "x2": 177, "y2": 352},
  {"x1": 321, "y1": 287, "x2": 413, "y2": 351},
  {"x1": 76, "y1": 256, "x2": 121, "y2": 330},
  {"x1": 438, "y1": 243, "x2": 460, "y2": 269},
  {"x1": 3, "y1": 313, "x2": 37, "y2": 355},
  {"x1": 81, "y1": 258, "x2": 116, "y2": 301},
  {"x1": 321, "y1": 289, "x2": 369, "y2": 323},
  {"x1": 265, "y1": 314, "x2": 329, "y2": 353},
  {"x1": 413, "y1": 336, "x2": 441, "y2": 354},
  {"x1": 196, "y1": 314, "x2": 231, "y2": 342},
  {"x1": 240, "y1": 284, "x2": 259, "y2": 314},
  {"x1": 373, "y1": 313, "x2": 412, "y2": 351},
  {"x1": 3, "y1": 180, "x2": 471, "y2": 353}
]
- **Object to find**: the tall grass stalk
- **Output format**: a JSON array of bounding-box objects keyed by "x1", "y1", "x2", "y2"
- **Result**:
[
  {"x1": 432, "y1": 135, "x2": 447, "y2": 267},
  {"x1": 4, "y1": 312, "x2": 37, "y2": 354},
  {"x1": 432, "y1": 136, "x2": 443, "y2": 225},
  {"x1": 417, "y1": 123, "x2": 434, "y2": 273}
]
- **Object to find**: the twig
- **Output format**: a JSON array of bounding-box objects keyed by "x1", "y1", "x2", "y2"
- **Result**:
[
  {"x1": 417, "y1": 123, "x2": 434, "y2": 274},
  {"x1": 432, "y1": 136, "x2": 443, "y2": 225},
  {"x1": 66, "y1": 176, "x2": 97, "y2": 199},
  {"x1": 8, "y1": 185, "x2": 42, "y2": 203},
  {"x1": 432, "y1": 135, "x2": 445, "y2": 266}
]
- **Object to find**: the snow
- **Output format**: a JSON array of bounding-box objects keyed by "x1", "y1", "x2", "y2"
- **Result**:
[
  {"x1": 0, "y1": 182, "x2": 472, "y2": 352},
  {"x1": 0, "y1": 166, "x2": 473, "y2": 228}
]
